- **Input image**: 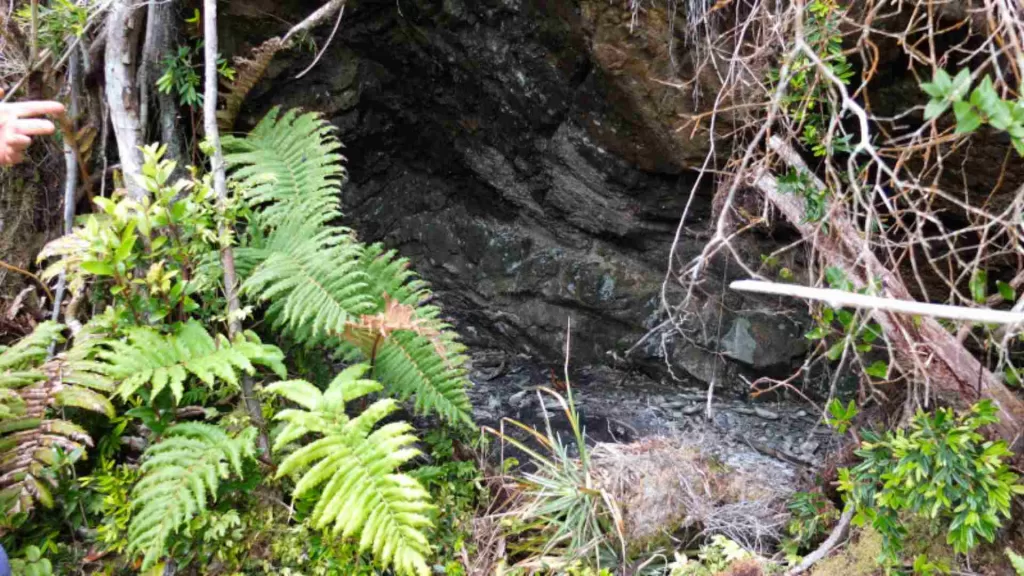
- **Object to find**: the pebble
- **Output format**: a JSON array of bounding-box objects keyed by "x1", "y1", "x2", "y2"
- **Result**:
[
  {"x1": 797, "y1": 410, "x2": 808, "y2": 418},
  {"x1": 754, "y1": 407, "x2": 781, "y2": 420},
  {"x1": 731, "y1": 406, "x2": 755, "y2": 416},
  {"x1": 680, "y1": 404, "x2": 704, "y2": 416},
  {"x1": 664, "y1": 400, "x2": 687, "y2": 409},
  {"x1": 508, "y1": 390, "x2": 534, "y2": 409},
  {"x1": 800, "y1": 440, "x2": 820, "y2": 455}
]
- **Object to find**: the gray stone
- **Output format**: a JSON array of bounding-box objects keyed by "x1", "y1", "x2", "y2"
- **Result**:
[
  {"x1": 508, "y1": 390, "x2": 534, "y2": 409},
  {"x1": 721, "y1": 318, "x2": 758, "y2": 366},
  {"x1": 799, "y1": 440, "x2": 820, "y2": 455},
  {"x1": 754, "y1": 407, "x2": 781, "y2": 420},
  {"x1": 680, "y1": 404, "x2": 704, "y2": 416}
]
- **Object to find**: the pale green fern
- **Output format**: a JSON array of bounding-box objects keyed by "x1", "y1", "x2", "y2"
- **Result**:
[
  {"x1": 127, "y1": 423, "x2": 257, "y2": 569},
  {"x1": 267, "y1": 365, "x2": 435, "y2": 576},
  {"x1": 1008, "y1": 548, "x2": 1024, "y2": 575},
  {"x1": 93, "y1": 319, "x2": 286, "y2": 403},
  {"x1": 224, "y1": 109, "x2": 473, "y2": 426}
]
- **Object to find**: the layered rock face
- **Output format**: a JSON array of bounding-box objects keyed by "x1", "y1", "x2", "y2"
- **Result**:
[{"x1": 229, "y1": 0, "x2": 811, "y2": 392}]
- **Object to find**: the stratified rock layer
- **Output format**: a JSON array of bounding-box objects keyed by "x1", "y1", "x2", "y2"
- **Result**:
[{"x1": 227, "y1": 0, "x2": 811, "y2": 391}]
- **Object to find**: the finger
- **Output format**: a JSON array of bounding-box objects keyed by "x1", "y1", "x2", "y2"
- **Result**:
[
  {"x1": 5, "y1": 100, "x2": 65, "y2": 118},
  {"x1": 7, "y1": 134, "x2": 31, "y2": 149},
  {"x1": 12, "y1": 118, "x2": 56, "y2": 136},
  {"x1": 8, "y1": 151, "x2": 24, "y2": 164}
]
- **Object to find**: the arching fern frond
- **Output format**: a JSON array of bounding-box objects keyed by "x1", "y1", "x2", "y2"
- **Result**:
[
  {"x1": 367, "y1": 331, "x2": 472, "y2": 426},
  {"x1": 267, "y1": 365, "x2": 434, "y2": 576},
  {"x1": 127, "y1": 424, "x2": 257, "y2": 569},
  {"x1": 241, "y1": 227, "x2": 376, "y2": 345},
  {"x1": 94, "y1": 320, "x2": 286, "y2": 404},
  {"x1": 223, "y1": 108, "x2": 346, "y2": 231},
  {"x1": 227, "y1": 108, "x2": 474, "y2": 426}
]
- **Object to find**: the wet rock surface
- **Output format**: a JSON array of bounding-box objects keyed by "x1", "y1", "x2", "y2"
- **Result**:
[
  {"x1": 227, "y1": 0, "x2": 814, "y2": 394},
  {"x1": 467, "y1": 351, "x2": 842, "y2": 473}
]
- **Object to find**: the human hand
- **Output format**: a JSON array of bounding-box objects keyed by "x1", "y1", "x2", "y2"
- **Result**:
[{"x1": 0, "y1": 89, "x2": 65, "y2": 166}]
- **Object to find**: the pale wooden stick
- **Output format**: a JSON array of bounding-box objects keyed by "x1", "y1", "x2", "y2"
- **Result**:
[{"x1": 731, "y1": 280, "x2": 1024, "y2": 326}]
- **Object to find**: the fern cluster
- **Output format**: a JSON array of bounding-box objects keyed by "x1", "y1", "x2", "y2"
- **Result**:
[
  {"x1": 0, "y1": 322, "x2": 113, "y2": 516},
  {"x1": 5, "y1": 107, "x2": 476, "y2": 574},
  {"x1": 267, "y1": 365, "x2": 434, "y2": 576},
  {"x1": 127, "y1": 423, "x2": 257, "y2": 569},
  {"x1": 223, "y1": 109, "x2": 472, "y2": 426}
]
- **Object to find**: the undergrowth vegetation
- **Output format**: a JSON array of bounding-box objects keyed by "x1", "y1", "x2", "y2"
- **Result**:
[
  {"x1": 3, "y1": 0, "x2": 1024, "y2": 574},
  {"x1": 0, "y1": 110, "x2": 479, "y2": 574}
]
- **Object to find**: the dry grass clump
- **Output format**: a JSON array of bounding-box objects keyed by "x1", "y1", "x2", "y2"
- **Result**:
[{"x1": 590, "y1": 436, "x2": 790, "y2": 552}]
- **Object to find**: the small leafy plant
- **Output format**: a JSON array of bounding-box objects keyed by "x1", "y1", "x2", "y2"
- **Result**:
[
  {"x1": 9, "y1": 545, "x2": 54, "y2": 576},
  {"x1": 782, "y1": 491, "x2": 839, "y2": 563},
  {"x1": 668, "y1": 535, "x2": 753, "y2": 575},
  {"x1": 839, "y1": 401, "x2": 1024, "y2": 564},
  {"x1": 157, "y1": 42, "x2": 235, "y2": 108},
  {"x1": 802, "y1": 268, "x2": 887, "y2": 378},
  {"x1": 921, "y1": 69, "x2": 1024, "y2": 155},
  {"x1": 824, "y1": 398, "x2": 858, "y2": 435}
]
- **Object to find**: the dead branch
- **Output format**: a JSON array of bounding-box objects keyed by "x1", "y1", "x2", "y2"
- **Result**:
[
  {"x1": 731, "y1": 280, "x2": 1024, "y2": 325},
  {"x1": 758, "y1": 136, "x2": 1024, "y2": 444}
]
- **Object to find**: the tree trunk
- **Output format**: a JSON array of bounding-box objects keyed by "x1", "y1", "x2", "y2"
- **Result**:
[
  {"x1": 104, "y1": 0, "x2": 145, "y2": 199},
  {"x1": 138, "y1": 0, "x2": 187, "y2": 171}
]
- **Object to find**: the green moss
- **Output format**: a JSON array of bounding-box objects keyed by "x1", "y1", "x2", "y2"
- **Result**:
[{"x1": 810, "y1": 528, "x2": 883, "y2": 576}]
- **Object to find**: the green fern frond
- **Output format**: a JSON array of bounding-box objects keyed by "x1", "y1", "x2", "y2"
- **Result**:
[
  {"x1": 228, "y1": 108, "x2": 474, "y2": 426},
  {"x1": 94, "y1": 320, "x2": 286, "y2": 404},
  {"x1": 370, "y1": 331, "x2": 472, "y2": 426},
  {"x1": 0, "y1": 322, "x2": 63, "y2": 376},
  {"x1": 267, "y1": 365, "x2": 435, "y2": 576},
  {"x1": 223, "y1": 108, "x2": 346, "y2": 231},
  {"x1": 242, "y1": 227, "x2": 376, "y2": 344},
  {"x1": 357, "y1": 244, "x2": 431, "y2": 307},
  {"x1": 127, "y1": 423, "x2": 257, "y2": 569}
]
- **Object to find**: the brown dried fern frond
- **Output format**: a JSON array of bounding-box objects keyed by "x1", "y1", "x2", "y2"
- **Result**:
[
  {"x1": 217, "y1": 37, "x2": 284, "y2": 132},
  {"x1": 0, "y1": 323, "x2": 113, "y2": 524}
]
